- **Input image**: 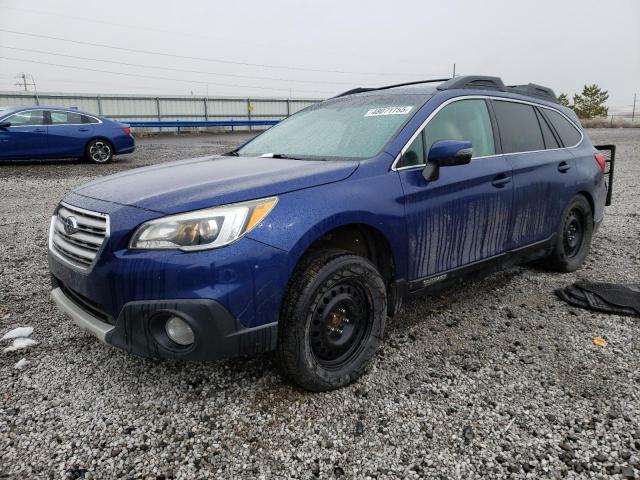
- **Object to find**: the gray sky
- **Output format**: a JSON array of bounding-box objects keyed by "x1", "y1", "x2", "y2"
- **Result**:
[{"x1": 0, "y1": 0, "x2": 638, "y2": 112}]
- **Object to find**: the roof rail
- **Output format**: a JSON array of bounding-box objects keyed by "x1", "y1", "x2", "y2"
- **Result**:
[
  {"x1": 437, "y1": 75, "x2": 506, "y2": 92},
  {"x1": 333, "y1": 78, "x2": 450, "y2": 98},
  {"x1": 334, "y1": 75, "x2": 560, "y2": 104},
  {"x1": 505, "y1": 83, "x2": 559, "y2": 103},
  {"x1": 437, "y1": 75, "x2": 559, "y2": 103}
]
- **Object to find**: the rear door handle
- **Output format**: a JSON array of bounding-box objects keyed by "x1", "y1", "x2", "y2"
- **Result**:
[
  {"x1": 558, "y1": 161, "x2": 571, "y2": 173},
  {"x1": 33, "y1": 128, "x2": 46, "y2": 133},
  {"x1": 78, "y1": 127, "x2": 90, "y2": 132},
  {"x1": 491, "y1": 174, "x2": 511, "y2": 188}
]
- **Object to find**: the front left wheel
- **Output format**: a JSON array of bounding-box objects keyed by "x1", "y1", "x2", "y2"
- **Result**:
[
  {"x1": 276, "y1": 249, "x2": 387, "y2": 392},
  {"x1": 85, "y1": 139, "x2": 113, "y2": 164}
]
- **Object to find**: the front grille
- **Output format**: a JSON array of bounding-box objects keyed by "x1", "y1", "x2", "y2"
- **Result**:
[{"x1": 50, "y1": 203, "x2": 109, "y2": 270}]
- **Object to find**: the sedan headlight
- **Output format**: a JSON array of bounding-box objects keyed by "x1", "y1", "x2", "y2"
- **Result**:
[{"x1": 129, "y1": 197, "x2": 277, "y2": 251}]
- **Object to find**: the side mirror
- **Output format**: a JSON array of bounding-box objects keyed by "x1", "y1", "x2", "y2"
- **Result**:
[
  {"x1": 0, "y1": 121, "x2": 10, "y2": 129},
  {"x1": 422, "y1": 140, "x2": 472, "y2": 181}
]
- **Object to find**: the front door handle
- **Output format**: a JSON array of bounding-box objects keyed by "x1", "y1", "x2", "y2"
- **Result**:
[
  {"x1": 33, "y1": 128, "x2": 46, "y2": 133},
  {"x1": 491, "y1": 174, "x2": 511, "y2": 188},
  {"x1": 558, "y1": 161, "x2": 571, "y2": 173}
]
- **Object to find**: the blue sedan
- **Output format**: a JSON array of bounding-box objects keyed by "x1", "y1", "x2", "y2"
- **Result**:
[{"x1": 0, "y1": 106, "x2": 135, "y2": 163}]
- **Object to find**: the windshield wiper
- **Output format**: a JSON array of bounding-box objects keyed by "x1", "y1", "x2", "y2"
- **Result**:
[
  {"x1": 259, "y1": 153, "x2": 301, "y2": 160},
  {"x1": 222, "y1": 150, "x2": 239, "y2": 156}
]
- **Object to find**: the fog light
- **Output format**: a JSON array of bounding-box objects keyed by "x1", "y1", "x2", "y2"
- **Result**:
[{"x1": 165, "y1": 316, "x2": 195, "y2": 346}]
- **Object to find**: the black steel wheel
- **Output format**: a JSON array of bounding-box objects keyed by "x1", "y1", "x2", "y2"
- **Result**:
[
  {"x1": 562, "y1": 208, "x2": 585, "y2": 258},
  {"x1": 542, "y1": 194, "x2": 594, "y2": 272},
  {"x1": 309, "y1": 280, "x2": 373, "y2": 368},
  {"x1": 276, "y1": 249, "x2": 387, "y2": 392}
]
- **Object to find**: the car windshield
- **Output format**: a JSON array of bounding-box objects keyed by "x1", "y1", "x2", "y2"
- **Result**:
[{"x1": 237, "y1": 93, "x2": 431, "y2": 160}]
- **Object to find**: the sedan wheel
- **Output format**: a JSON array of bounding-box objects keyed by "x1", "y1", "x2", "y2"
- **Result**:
[{"x1": 86, "y1": 140, "x2": 113, "y2": 164}]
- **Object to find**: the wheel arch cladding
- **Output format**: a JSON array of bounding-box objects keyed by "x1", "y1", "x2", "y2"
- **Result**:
[
  {"x1": 292, "y1": 223, "x2": 396, "y2": 287},
  {"x1": 576, "y1": 190, "x2": 595, "y2": 219}
]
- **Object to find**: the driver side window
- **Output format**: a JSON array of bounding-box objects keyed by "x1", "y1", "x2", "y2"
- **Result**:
[{"x1": 398, "y1": 99, "x2": 495, "y2": 168}]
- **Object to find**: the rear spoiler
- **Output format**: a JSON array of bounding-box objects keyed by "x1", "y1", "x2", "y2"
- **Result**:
[{"x1": 595, "y1": 144, "x2": 616, "y2": 206}]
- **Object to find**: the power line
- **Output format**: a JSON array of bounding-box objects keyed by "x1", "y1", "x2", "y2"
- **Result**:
[
  {"x1": 0, "y1": 55, "x2": 334, "y2": 96},
  {"x1": 0, "y1": 45, "x2": 356, "y2": 86},
  {"x1": 1, "y1": 5, "x2": 351, "y2": 61},
  {"x1": 0, "y1": 29, "x2": 430, "y2": 77},
  {"x1": 0, "y1": 73, "x2": 211, "y2": 95}
]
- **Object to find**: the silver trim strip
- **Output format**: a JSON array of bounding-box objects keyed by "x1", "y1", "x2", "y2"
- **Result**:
[
  {"x1": 51, "y1": 287, "x2": 114, "y2": 342},
  {"x1": 2, "y1": 107, "x2": 103, "y2": 127},
  {"x1": 390, "y1": 95, "x2": 584, "y2": 171}
]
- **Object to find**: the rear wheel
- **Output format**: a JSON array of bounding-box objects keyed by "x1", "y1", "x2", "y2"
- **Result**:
[
  {"x1": 276, "y1": 249, "x2": 387, "y2": 391},
  {"x1": 85, "y1": 139, "x2": 113, "y2": 164},
  {"x1": 542, "y1": 195, "x2": 593, "y2": 272}
]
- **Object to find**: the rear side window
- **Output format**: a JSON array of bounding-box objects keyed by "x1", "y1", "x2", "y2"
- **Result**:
[
  {"x1": 6, "y1": 110, "x2": 45, "y2": 126},
  {"x1": 535, "y1": 108, "x2": 560, "y2": 149},
  {"x1": 50, "y1": 111, "x2": 83, "y2": 125},
  {"x1": 493, "y1": 101, "x2": 544, "y2": 153},
  {"x1": 81, "y1": 115, "x2": 99, "y2": 124},
  {"x1": 543, "y1": 109, "x2": 582, "y2": 147}
]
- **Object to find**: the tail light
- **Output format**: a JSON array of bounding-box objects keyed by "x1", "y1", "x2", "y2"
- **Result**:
[
  {"x1": 594, "y1": 152, "x2": 606, "y2": 172},
  {"x1": 122, "y1": 127, "x2": 131, "y2": 135}
]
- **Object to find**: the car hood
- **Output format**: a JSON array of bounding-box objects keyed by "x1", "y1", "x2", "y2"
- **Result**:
[{"x1": 73, "y1": 155, "x2": 359, "y2": 214}]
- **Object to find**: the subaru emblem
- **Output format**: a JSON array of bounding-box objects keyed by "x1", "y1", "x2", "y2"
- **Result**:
[{"x1": 64, "y1": 216, "x2": 79, "y2": 235}]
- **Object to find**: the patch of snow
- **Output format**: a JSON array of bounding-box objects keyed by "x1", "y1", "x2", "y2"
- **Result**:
[
  {"x1": 2, "y1": 326, "x2": 34, "y2": 340},
  {"x1": 3, "y1": 337, "x2": 38, "y2": 353},
  {"x1": 14, "y1": 358, "x2": 29, "y2": 369}
]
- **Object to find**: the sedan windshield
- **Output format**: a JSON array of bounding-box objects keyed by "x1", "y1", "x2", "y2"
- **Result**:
[{"x1": 237, "y1": 93, "x2": 431, "y2": 160}]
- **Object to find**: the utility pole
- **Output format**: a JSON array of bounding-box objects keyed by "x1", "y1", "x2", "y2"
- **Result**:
[
  {"x1": 32, "y1": 74, "x2": 39, "y2": 105},
  {"x1": 15, "y1": 72, "x2": 28, "y2": 91},
  {"x1": 15, "y1": 72, "x2": 37, "y2": 92},
  {"x1": 15, "y1": 73, "x2": 39, "y2": 104},
  {"x1": 633, "y1": 93, "x2": 637, "y2": 124}
]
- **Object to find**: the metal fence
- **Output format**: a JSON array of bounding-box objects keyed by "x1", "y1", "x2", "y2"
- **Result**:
[
  {"x1": 581, "y1": 114, "x2": 639, "y2": 128},
  {"x1": 0, "y1": 91, "x2": 321, "y2": 132}
]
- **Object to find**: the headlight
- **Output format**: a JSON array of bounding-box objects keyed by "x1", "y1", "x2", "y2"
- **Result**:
[{"x1": 129, "y1": 197, "x2": 277, "y2": 251}]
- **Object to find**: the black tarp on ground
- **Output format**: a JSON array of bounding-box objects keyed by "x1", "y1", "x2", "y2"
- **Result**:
[{"x1": 556, "y1": 281, "x2": 640, "y2": 316}]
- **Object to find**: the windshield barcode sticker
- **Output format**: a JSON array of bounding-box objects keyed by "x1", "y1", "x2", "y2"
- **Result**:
[{"x1": 364, "y1": 106, "x2": 413, "y2": 117}]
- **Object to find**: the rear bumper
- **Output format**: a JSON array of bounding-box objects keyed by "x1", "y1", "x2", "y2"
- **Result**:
[
  {"x1": 116, "y1": 145, "x2": 135, "y2": 155},
  {"x1": 51, "y1": 285, "x2": 278, "y2": 360},
  {"x1": 112, "y1": 135, "x2": 135, "y2": 155}
]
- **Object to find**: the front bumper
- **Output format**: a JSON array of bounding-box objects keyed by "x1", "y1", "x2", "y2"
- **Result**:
[
  {"x1": 48, "y1": 194, "x2": 290, "y2": 360},
  {"x1": 51, "y1": 286, "x2": 114, "y2": 342},
  {"x1": 51, "y1": 284, "x2": 278, "y2": 360}
]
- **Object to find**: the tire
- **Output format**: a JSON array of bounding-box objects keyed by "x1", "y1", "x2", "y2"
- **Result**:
[
  {"x1": 542, "y1": 194, "x2": 594, "y2": 272},
  {"x1": 275, "y1": 249, "x2": 387, "y2": 392},
  {"x1": 85, "y1": 139, "x2": 114, "y2": 164}
]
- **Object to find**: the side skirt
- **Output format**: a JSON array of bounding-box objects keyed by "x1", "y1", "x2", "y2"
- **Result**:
[{"x1": 391, "y1": 235, "x2": 556, "y2": 309}]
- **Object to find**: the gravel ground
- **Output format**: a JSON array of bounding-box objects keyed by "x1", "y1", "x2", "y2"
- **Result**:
[{"x1": 0, "y1": 129, "x2": 639, "y2": 479}]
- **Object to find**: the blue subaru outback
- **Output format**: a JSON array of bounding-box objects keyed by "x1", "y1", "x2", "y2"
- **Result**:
[{"x1": 48, "y1": 76, "x2": 613, "y2": 391}]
